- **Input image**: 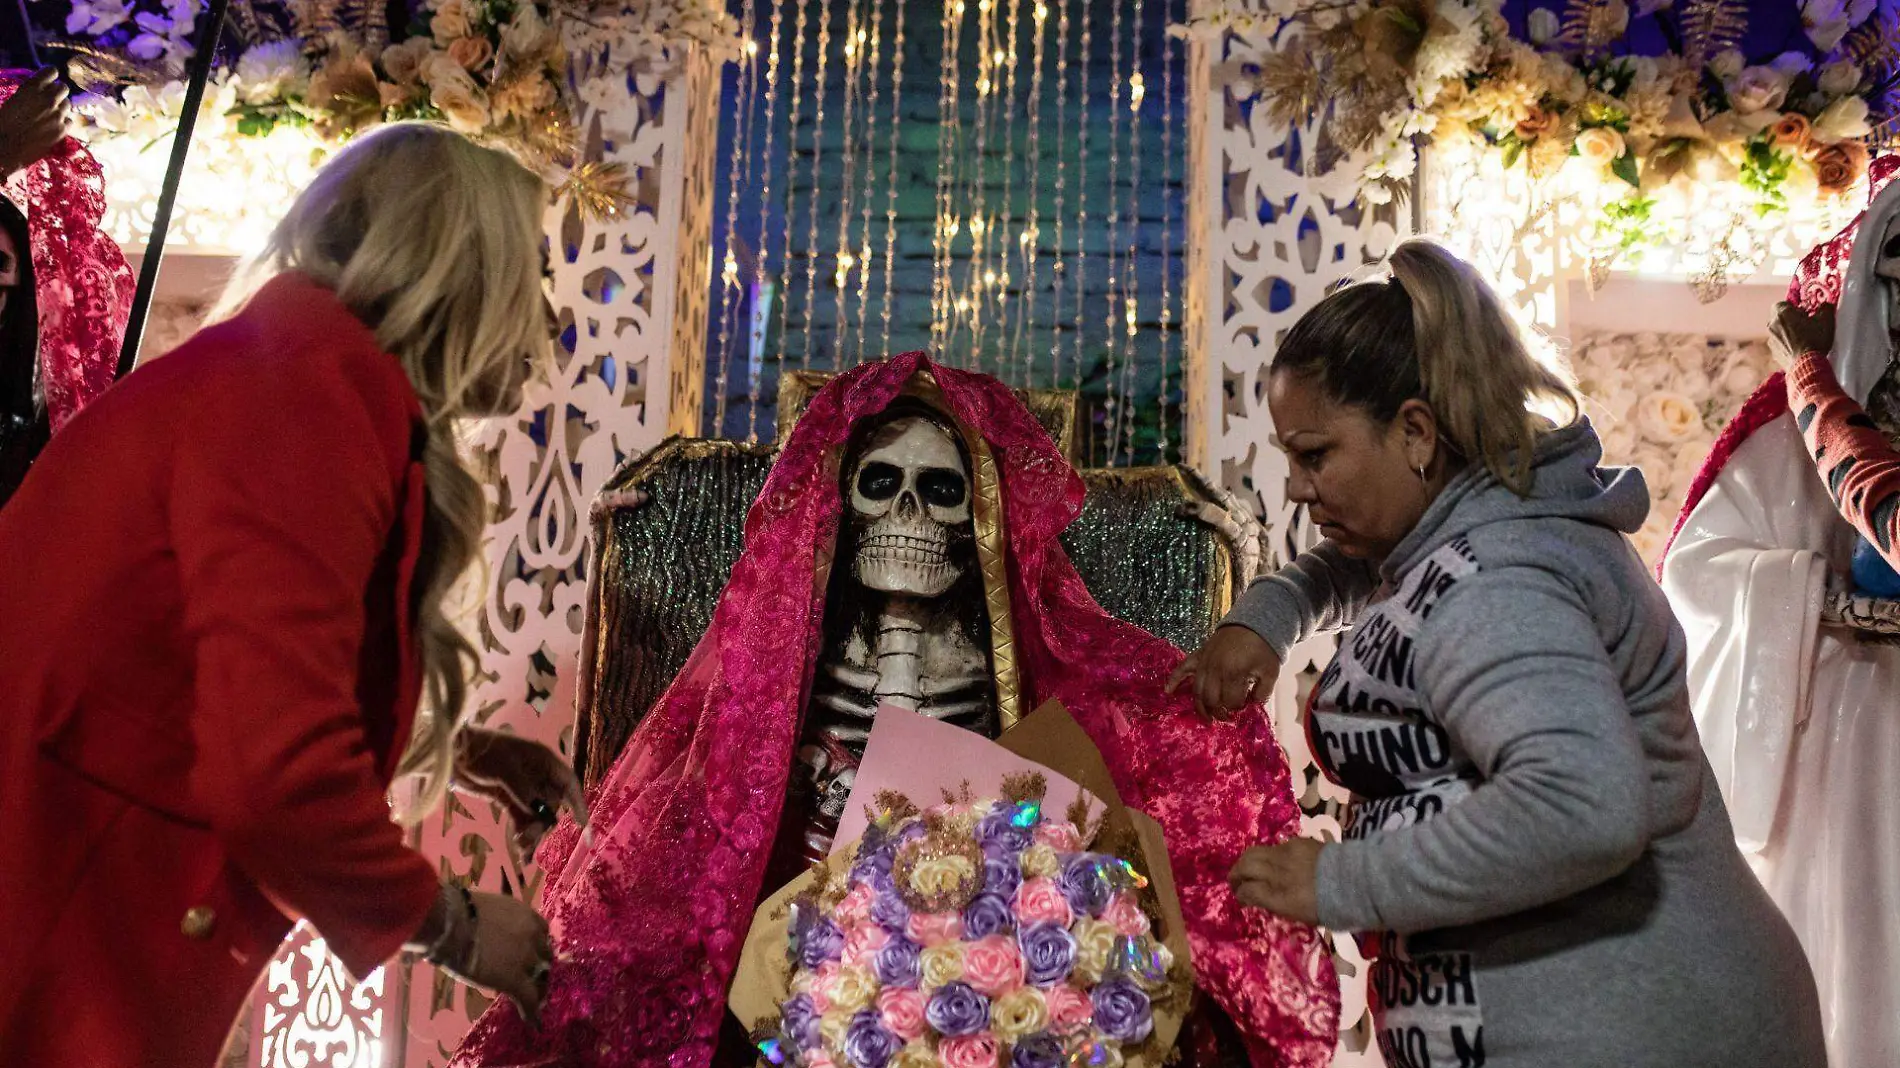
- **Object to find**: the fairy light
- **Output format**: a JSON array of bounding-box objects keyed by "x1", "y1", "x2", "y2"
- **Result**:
[
  {"x1": 1155, "y1": 0, "x2": 1176, "y2": 462},
  {"x1": 1118, "y1": 0, "x2": 1144, "y2": 464},
  {"x1": 961, "y1": 0, "x2": 999, "y2": 368},
  {"x1": 877, "y1": 0, "x2": 908, "y2": 359},
  {"x1": 853, "y1": 0, "x2": 886, "y2": 365},
  {"x1": 830, "y1": 0, "x2": 868, "y2": 367},
  {"x1": 776, "y1": 0, "x2": 814, "y2": 367},
  {"x1": 931, "y1": 0, "x2": 965, "y2": 355},
  {"x1": 748, "y1": 0, "x2": 788, "y2": 443},
  {"x1": 1047, "y1": 0, "x2": 1072, "y2": 390},
  {"x1": 713, "y1": 0, "x2": 761, "y2": 434},
  {"x1": 800, "y1": 0, "x2": 837, "y2": 368},
  {"x1": 1015, "y1": 0, "x2": 1050, "y2": 385},
  {"x1": 995, "y1": 0, "x2": 1025, "y2": 380},
  {"x1": 1071, "y1": 0, "x2": 1093, "y2": 391},
  {"x1": 1102, "y1": 0, "x2": 1126, "y2": 464}
]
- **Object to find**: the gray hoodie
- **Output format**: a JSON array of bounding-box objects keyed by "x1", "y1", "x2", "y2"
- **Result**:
[{"x1": 1227, "y1": 422, "x2": 1823, "y2": 1068}]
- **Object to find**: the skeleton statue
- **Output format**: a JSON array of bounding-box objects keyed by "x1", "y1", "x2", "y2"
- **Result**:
[
  {"x1": 1662, "y1": 167, "x2": 1900, "y2": 1068},
  {"x1": 799, "y1": 401, "x2": 996, "y2": 830}
]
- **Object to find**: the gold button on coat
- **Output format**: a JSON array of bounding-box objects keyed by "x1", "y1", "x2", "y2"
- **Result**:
[{"x1": 180, "y1": 906, "x2": 216, "y2": 940}]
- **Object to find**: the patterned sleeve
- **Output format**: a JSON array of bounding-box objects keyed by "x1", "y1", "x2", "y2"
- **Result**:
[{"x1": 1788, "y1": 351, "x2": 1900, "y2": 568}]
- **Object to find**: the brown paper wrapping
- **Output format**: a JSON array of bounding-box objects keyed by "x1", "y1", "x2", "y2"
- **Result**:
[{"x1": 730, "y1": 700, "x2": 1194, "y2": 1065}]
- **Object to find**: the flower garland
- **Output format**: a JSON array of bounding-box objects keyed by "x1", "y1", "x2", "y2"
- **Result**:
[
  {"x1": 1174, "y1": 0, "x2": 1899, "y2": 274},
  {"x1": 45, "y1": 0, "x2": 743, "y2": 226}
]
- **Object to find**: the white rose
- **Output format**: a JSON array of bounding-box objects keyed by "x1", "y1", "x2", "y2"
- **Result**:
[
  {"x1": 1602, "y1": 423, "x2": 1639, "y2": 459},
  {"x1": 1630, "y1": 527, "x2": 1665, "y2": 565},
  {"x1": 1641, "y1": 448, "x2": 1677, "y2": 497},
  {"x1": 1709, "y1": 50, "x2": 1745, "y2": 81},
  {"x1": 1802, "y1": 0, "x2": 1852, "y2": 52},
  {"x1": 1608, "y1": 338, "x2": 1638, "y2": 367},
  {"x1": 1725, "y1": 66, "x2": 1791, "y2": 114},
  {"x1": 429, "y1": 68, "x2": 491, "y2": 133},
  {"x1": 1669, "y1": 340, "x2": 1708, "y2": 375},
  {"x1": 1576, "y1": 126, "x2": 1628, "y2": 169},
  {"x1": 1671, "y1": 439, "x2": 1714, "y2": 496},
  {"x1": 501, "y1": 4, "x2": 554, "y2": 57},
  {"x1": 1527, "y1": 7, "x2": 1560, "y2": 44},
  {"x1": 1812, "y1": 95, "x2": 1872, "y2": 143},
  {"x1": 1636, "y1": 391, "x2": 1704, "y2": 443},
  {"x1": 1819, "y1": 60, "x2": 1863, "y2": 97},
  {"x1": 1632, "y1": 359, "x2": 1673, "y2": 394}
]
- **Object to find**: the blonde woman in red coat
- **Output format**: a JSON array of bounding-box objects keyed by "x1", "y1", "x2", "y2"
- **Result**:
[{"x1": 0, "y1": 123, "x2": 586, "y2": 1066}]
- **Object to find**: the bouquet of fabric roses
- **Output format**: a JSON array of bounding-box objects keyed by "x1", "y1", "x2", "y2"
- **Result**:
[{"x1": 731, "y1": 702, "x2": 1192, "y2": 1068}]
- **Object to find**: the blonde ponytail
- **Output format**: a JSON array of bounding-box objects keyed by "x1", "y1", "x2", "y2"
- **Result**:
[{"x1": 1386, "y1": 240, "x2": 1577, "y2": 495}]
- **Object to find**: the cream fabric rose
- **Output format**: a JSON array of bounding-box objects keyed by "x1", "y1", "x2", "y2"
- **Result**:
[
  {"x1": 820, "y1": 966, "x2": 878, "y2": 1013},
  {"x1": 890, "y1": 1045, "x2": 937, "y2": 1068},
  {"x1": 431, "y1": 0, "x2": 471, "y2": 44},
  {"x1": 920, "y1": 945, "x2": 966, "y2": 990},
  {"x1": 1812, "y1": 96, "x2": 1873, "y2": 143},
  {"x1": 1725, "y1": 66, "x2": 1791, "y2": 115},
  {"x1": 1020, "y1": 844, "x2": 1060, "y2": 879},
  {"x1": 1071, "y1": 917, "x2": 1119, "y2": 984},
  {"x1": 1636, "y1": 391, "x2": 1703, "y2": 444},
  {"x1": 1819, "y1": 60, "x2": 1862, "y2": 97},
  {"x1": 990, "y1": 988, "x2": 1052, "y2": 1040},
  {"x1": 1577, "y1": 126, "x2": 1628, "y2": 170},
  {"x1": 819, "y1": 1010, "x2": 853, "y2": 1055},
  {"x1": 909, "y1": 853, "x2": 977, "y2": 899}
]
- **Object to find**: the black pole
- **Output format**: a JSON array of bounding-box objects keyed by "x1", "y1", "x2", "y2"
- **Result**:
[{"x1": 115, "y1": 0, "x2": 229, "y2": 378}]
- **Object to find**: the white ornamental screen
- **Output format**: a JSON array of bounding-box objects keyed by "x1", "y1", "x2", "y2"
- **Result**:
[{"x1": 1183, "y1": 14, "x2": 1403, "y2": 1066}]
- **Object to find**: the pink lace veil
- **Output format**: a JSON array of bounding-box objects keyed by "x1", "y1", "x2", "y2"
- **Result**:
[
  {"x1": 0, "y1": 70, "x2": 133, "y2": 430},
  {"x1": 1659, "y1": 154, "x2": 1900, "y2": 572},
  {"x1": 452, "y1": 354, "x2": 1337, "y2": 1068}
]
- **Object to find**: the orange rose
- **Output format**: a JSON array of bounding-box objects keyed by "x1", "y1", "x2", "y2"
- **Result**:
[
  {"x1": 1814, "y1": 139, "x2": 1870, "y2": 195},
  {"x1": 1515, "y1": 104, "x2": 1556, "y2": 141},
  {"x1": 1769, "y1": 112, "x2": 1811, "y2": 149},
  {"x1": 447, "y1": 34, "x2": 494, "y2": 72}
]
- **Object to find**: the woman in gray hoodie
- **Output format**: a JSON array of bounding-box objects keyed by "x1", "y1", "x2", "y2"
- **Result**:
[{"x1": 1171, "y1": 239, "x2": 1824, "y2": 1067}]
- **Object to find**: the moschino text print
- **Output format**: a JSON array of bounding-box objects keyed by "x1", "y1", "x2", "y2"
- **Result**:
[{"x1": 1307, "y1": 536, "x2": 1486, "y2": 1068}]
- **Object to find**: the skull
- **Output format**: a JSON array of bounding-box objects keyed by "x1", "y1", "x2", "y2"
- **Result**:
[{"x1": 848, "y1": 415, "x2": 972, "y2": 597}]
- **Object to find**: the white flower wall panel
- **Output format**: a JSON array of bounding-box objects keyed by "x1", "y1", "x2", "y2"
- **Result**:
[
  {"x1": 1185, "y1": 13, "x2": 1402, "y2": 1065},
  {"x1": 400, "y1": 40, "x2": 717, "y2": 1067}
]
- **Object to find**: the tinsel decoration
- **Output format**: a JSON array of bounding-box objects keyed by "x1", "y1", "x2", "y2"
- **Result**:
[
  {"x1": 1676, "y1": 0, "x2": 1746, "y2": 74},
  {"x1": 1556, "y1": 0, "x2": 1619, "y2": 59},
  {"x1": 553, "y1": 159, "x2": 637, "y2": 221}
]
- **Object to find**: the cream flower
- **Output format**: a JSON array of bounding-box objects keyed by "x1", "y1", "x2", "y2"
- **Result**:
[
  {"x1": 909, "y1": 853, "x2": 977, "y2": 899},
  {"x1": 1819, "y1": 60, "x2": 1863, "y2": 97},
  {"x1": 990, "y1": 988, "x2": 1052, "y2": 1040},
  {"x1": 1576, "y1": 127, "x2": 1627, "y2": 169},
  {"x1": 1709, "y1": 50, "x2": 1745, "y2": 81},
  {"x1": 1812, "y1": 96, "x2": 1873, "y2": 144},
  {"x1": 431, "y1": 0, "x2": 472, "y2": 44},
  {"x1": 381, "y1": 38, "x2": 437, "y2": 85},
  {"x1": 1636, "y1": 391, "x2": 1703, "y2": 444},
  {"x1": 1020, "y1": 844, "x2": 1061, "y2": 879},
  {"x1": 1725, "y1": 66, "x2": 1791, "y2": 115},
  {"x1": 819, "y1": 965, "x2": 878, "y2": 1014},
  {"x1": 890, "y1": 1045, "x2": 938, "y2": 1068},
  {"x1": 1071, "y1": 917, "x2": 1120, "y2": 985},
  {"x1": 1526, "y1": 6, "x2": 1558, "y2": 44},
  {"x1": 235, "y1": 40, "x2": 309, "y2": 102},
  {"x1": 502, "y1": 3, "x2": 555, "y2": 57},
  {"x1": 920, "y1": 944, "x2": 966, "y2": 990},
  {"x1": 430, "y1": 74, "x2": 491, "y2": 134}
]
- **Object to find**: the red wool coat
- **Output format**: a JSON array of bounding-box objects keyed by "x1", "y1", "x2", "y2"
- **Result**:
[{"x1": 0, "y1": 274, "x2": 442, "y2": 1067}]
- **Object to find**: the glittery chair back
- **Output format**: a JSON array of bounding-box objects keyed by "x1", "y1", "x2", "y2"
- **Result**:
[{"x1": 573, "y1": 442, "x2": 1239, "y2": 788}]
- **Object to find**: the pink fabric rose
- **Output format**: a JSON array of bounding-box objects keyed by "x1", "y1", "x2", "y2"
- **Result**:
[
  {"x1": 809, "y1": 963, "x2": 839, "y2": 1014},
  {"x1": 1044, "y1": 985, "x2": 1094, "y2": 1031},
  {"x1": 837, "y1": 884, "x2": 877, "y2": 927},
  {"x1": 939, "y1": 1033, "x2": 1003, "y2": 1068},
  {"x1": 843, "y1": 921, "x2": 893, "y2": 969},
  {"x1": 877, "y1": 988, "x2": 928, "y2": 1043},
  {"x1": 1101, "y1": 893, "x2": 1151, "y2": 939},
  {"x1": 1013, "y1": 877, "x2": 1074, "y2": 928},
  {"x1": 807, "y1": 1052, "x2": 839, "y2": 1068},
  {"x1": 1033, "y1": 820, "x2": 1083, "y2": 853},
  {"x1": 907, "y1": 911, "x2": 965, "y2": 948},
  {"x1": 961, "y1": 935, "x2": 1027, "y2": 998}
]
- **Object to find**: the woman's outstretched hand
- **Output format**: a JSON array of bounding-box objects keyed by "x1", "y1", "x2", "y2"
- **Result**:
[
  {"x1": 454, "y1": 726, "x2": 590, "y2": 857},
  {"x1": 0, "y1": 68, "x2": 70, "y2": 180},
  {"x1": 423, "y1": 886, "x2": 555, "y2": 1028},
  {"x1": 1166, "y1": 625, "x2": 1283, "y2": 721},
  {"x1": 1229, "y1": 838, "x2": 1326, "y2": 926}
]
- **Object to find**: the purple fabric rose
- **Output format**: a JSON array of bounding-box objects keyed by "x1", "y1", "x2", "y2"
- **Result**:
[
  {"x1": 844, "y1": 1009, "x2": 902, "y2": 1068},
  {"x1": 1058, "y1": 854, "x2": 1114, "y2": 918},
  {"x1": 962, "y1": 892, "x2": 1016, "y2": 939},
  {"x1": 924, "y1": 981, "x2": 991, "y2": 1037},
  {"x1": 799, "y1": 918, "x2": 846, "y2": 970},
  {"x1": 1019, "y1": 922, "x2": 1078, "y2": 986},
  {"x1": 982, "y1": 853, "x2": 1023, "y2": 898},
  {"x1": 870, "y1": 887, "x2": 912, "y2": 933},
  {"x1": 1012, "y1": 1033, "x2": 1066, "y2": 1068},
  {"x1": 977, "y1": 806, "x2": 1034, "y2": 855},
  {"x1": 1090, "y1": 978, "x2": 1155, "y2": 1043},
  {"x1": 854, "y1": 860, "x2": 898, "y2": 899},
  {"x1": 873, "y1": 934, "x2": 923, "y2": 989},
  {"x1": 781, "y1": 993, "x2": 822, "y2": 1052}
]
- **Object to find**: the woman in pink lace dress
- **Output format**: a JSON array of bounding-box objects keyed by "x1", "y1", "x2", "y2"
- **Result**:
[{"x1": 453, "y1": 355, "x2": 1339, "y2": 1068}]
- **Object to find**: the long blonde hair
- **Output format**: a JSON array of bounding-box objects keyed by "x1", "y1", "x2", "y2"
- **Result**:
[
  {"x1": 214, "y1": 122, "x2": 549, "y2": 815},
  {"x1": 1271, "y1": 238, "x2": 1577, "y2": 495}
]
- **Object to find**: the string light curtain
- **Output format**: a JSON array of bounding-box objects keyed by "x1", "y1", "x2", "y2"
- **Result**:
[{"x1": 705, "y1": 0, "x2": 1187, "y2": 467}]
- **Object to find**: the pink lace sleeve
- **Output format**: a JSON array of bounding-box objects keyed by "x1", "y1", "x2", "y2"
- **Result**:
[{"x1": 0, "y1": 71, "x2": 134, "y2": 430}]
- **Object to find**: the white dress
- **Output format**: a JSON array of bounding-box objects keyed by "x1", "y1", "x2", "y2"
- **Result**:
[{"x1": 1663, "y1": 412, "x2": 1900, "y2": 1068}]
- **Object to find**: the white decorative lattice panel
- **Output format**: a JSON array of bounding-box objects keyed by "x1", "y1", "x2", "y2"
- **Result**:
[
  {"x1": 1183, "y1": 14, "x2": 1402, "y2": 1066},
  {"x1": 400, "y1": 38, "x2": 717, "y2": 1067},
  {"x1": 253, "y1": 926, "x2": 391, "y2": 1068}
]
